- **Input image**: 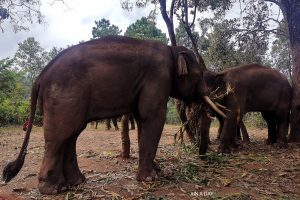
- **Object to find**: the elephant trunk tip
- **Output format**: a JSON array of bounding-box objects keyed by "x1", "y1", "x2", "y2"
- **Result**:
[{"x1": 3, "y1": 158, "x2": 25, "y2": 183}]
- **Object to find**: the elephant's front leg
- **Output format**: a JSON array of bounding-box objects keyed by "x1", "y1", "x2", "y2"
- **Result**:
[
  {"x1": 136, "y1": 107, "x2": 166, "y2": 181},
  {"x1": 63, "y1": 135, "x2": 86, "y2": 186},
  {"x1": 199, "y1": 112, "x2": 211, "y2": 155},
  {"x1": 218, "y1": 110, "x2": 239, "y2": 154}
]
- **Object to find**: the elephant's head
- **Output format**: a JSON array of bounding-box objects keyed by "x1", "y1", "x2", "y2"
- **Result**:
[{"x1": 170, "y1": 46, "x2": 226, "y2": 118}]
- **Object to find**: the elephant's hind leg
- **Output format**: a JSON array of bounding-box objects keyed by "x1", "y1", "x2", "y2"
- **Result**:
[
  {"x1": 38, "y1": 136, "x2": 67, "y2": 194},
  {"x1": 38, "y1": 101, "x2": 87, "y2": 194},
  {"x1": 63, "y1": 133, "x2": 86, "y2": 186}
]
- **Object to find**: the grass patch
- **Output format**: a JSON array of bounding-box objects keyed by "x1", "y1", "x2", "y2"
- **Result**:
[
  {"x1": 203, "y1": 153, "x2": 229, "y2": 167},
  {"x1": 178, "y1": 162, "x2": 199, "y2": 181}
]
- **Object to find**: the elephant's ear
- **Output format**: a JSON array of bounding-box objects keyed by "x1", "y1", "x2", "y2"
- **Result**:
[{"x1": 178, "y1": 52, "x2": 189, "y2": 75}]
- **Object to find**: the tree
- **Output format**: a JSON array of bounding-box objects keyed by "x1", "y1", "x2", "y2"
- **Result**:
[
  {"x1": 91, "y1": 18, "x2": 122, "y2": 39},
  {"x1": 120, "y1": 0, "x2": 300, "y2": 141},
  {"x1": 14, "y1": 37, "x2": 48, "y2": 87},
  {"x1": 0, "y1": 0, "x2": 43, "y2": 32},
  {"x1": 270, "y1": 21, "x2": 291, "y2": 79},
  {"x1": 0, "y1": 58, "x2": 15, "y2": 102},
  {"x1": 268, "y1": 1, "x2": 300, "y2": 141},
  {"x1": 124, "y1": 17, "x2": 168, "y2": 44},
  {"x1": 47, "y1": 46, "x2": 65, "y2": 60},
  {"x1": 204, "y1": 23, "x2": 238, "y2": 70},
  {"x1": 175, "y1": 22, "x2": 204, "y2": 50},
  {"x1": 0, "y1": 58, "x2": 28, "y2": 126}
]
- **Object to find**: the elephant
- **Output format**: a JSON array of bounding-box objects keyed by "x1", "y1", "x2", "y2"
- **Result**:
[
  {"x1": 200, "y1": 64, "x2": 292, "y2": 154},
  {"x1": 2, "y1": 35, "x2": 225, "y2": 194},
  {"x1": 215, "y1": 117, "x2": 250, "y2": 144}
]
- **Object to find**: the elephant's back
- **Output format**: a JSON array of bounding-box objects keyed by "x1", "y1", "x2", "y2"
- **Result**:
[{"x1": 223, "y1": 64, "x2": 291, "y2": 112}]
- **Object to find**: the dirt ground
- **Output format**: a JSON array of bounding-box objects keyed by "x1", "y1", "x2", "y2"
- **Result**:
[{"x1": 0, "y1": 123, "x2": 299, "y2": 200}]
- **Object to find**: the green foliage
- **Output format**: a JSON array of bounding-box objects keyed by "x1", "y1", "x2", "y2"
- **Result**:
[
  {"x1": 0, "y1": 99, "x2": 29, "y2": 126},
  {"x1": 200, "y1": 1, "x2": 270, "y2": 71},
  {"x1": 178, "y1": 162, "x2": 199, "y2": 181},
  {"x1": 124, "y1": 17, "x2": 168, "y2": 44},
  {"x1": 92, "y1": 18, "x2": 122, "y2": 39},
  {"x1": 0, "y1": 0, "x2": 43, "y2": 32},
  {"x1": 0, "y1": 58, "x2": 29, "y2": 126},
  {"x1": 175, "y1": 22, "x2": 207, "y2": 51},
  {"x1": 202, "y1": 18, "x2": 240, "y2": 70},
  {"x1": 48, "y1": 46, "x2": 65, "y2": 60},
  {"x1": 197, "y1": 0, "x2": 233, "y2": 14},
  {"x1": 270, "y1": 21, "x2": 291, "y2": 80},
  {"x1": 166, "y1": 100, "x2": 181, "y2": 124},
  {"x1": 14, "y1": 37, "x2": 49, "y2": 87},
  {"x1": 0, "y1": 58, "x2": 15, "y2": 102},
  {"x1": 203, "y1": 153, "x2": 228, "y2": 166},
  {"x1": 234, "y1": 1, "x2": 270, "y2": 64},
  {"x1": 243, "y1": 112, "x2": 267, "y2": 129}
]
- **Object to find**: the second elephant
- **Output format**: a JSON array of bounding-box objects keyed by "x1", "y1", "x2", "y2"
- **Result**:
[{"x1": 203, "y1": 64, "x2": 292, "y2": 153}]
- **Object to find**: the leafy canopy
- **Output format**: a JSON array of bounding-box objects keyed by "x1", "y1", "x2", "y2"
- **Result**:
[
  {"x1": 124, "y1": 17, "x2": 168, "y2": 44},
  {"x1": 92, "y1": 18, "x2": 122, "y2": 39},
  {"x1": 0, "y1": 0, "x2": 43, "y2": 32},
  {"x1": 14, "y1": 37, "x2": 49, "y2": 86}
]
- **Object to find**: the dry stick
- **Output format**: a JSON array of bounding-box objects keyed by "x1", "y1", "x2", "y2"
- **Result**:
[{"x1": 173, "y1": 86, "x2": 234, "y2": 144}]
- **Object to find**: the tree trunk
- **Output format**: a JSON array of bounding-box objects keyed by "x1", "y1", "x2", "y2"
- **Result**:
[
  {"x1": 280, "y1": 0, "x2": 300, "y2": 142},
  {"x1": 158, "y1": 0, "x2": 176, "y2": 46}
]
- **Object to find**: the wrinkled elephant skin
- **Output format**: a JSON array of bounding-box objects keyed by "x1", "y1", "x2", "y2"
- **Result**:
[{"x1": 3, "y1": 36, "x2": 211, "y2": 194}]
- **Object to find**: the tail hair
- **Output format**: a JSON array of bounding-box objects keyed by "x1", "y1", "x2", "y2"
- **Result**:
[{"x1": 2, "y1": 80, "x2": 40, "y2": 183}]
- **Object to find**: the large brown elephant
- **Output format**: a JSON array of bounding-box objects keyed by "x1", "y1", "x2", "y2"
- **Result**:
[
  {"x1": 201, "y1": 64, "x2": 292, "y2": 154},
  {"x1": 2, "y1": 36, "x2": 224, "y2": 194}
]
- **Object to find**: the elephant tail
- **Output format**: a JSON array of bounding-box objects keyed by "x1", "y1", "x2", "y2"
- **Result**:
[{"x1": 2, "y1": 78, "x2": 40, "y2": 183}]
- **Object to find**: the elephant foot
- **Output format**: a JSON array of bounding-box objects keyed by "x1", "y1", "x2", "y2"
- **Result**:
[
  {"x1": 218, "y1": 144, "x2": 232, "y2": 154},
  {"x1": 121, "y1": 143, "x2": 130, "y2": 159},
  {"x1": 120, "y1": 151, "x2": 130, "y2": 159},
  {"x1": 199, "y1": 144, "x2": 208, "y2": 155},
  {"x1": 115, "y1": 128, "x2": 119, "y2": 131},
  {"x1": 232, "y1": 140, "x2": 240, "y2": 148},
  {"x1": 136, "y1": 167, "x2": 158, "y2": 182},
  {"x1": 243, "y1": 138, "x2": 250, "y2": 144},
  {"x1": 265, "y1": 139, "x2": 276, "y2": 145},
  {"x1": 287, "y1": 134, "x2": 300, "y2": 143},
  {"x1": 66, "y1": 172, "x2": 86, "y2": 186},
  {"x1": 38, "y1": 180, "x2": 67, "y2": 195},
  {"x1": 276, "y1": 140, "x2": 288, "y2": 149},
  {"x1": 153, "y1": 161, "x2": 161, "y2": 172}
]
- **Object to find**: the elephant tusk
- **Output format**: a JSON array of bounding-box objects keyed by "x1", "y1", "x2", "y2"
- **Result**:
[
  {"x1": 215, "y1": 102, "x2": 230, "y2": 111},
  {"x1": 215, "y1": 102, "x2": 226, "y2": 109},
  {"x1": 204, "y1": 96, "x2": 227, "y2": 118}
]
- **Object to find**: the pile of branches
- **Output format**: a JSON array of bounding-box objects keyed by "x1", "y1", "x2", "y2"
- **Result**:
[{"x1": 174, "y1": 83, "x2": 234, "y2": 145}]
